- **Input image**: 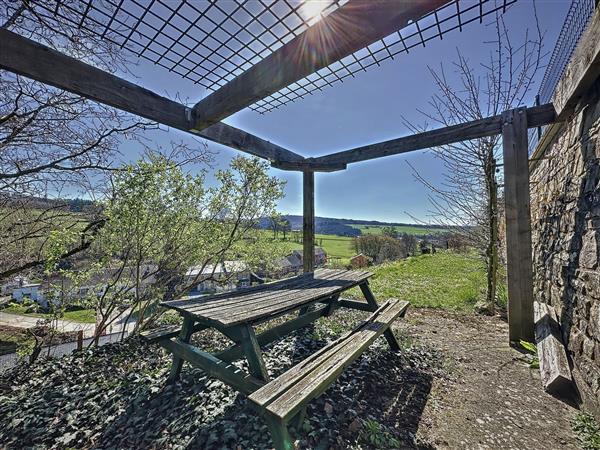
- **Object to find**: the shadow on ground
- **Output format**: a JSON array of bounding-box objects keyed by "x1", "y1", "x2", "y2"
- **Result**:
[{"x1": 0, "y1": 311, "x2": 438, "y2": 449}]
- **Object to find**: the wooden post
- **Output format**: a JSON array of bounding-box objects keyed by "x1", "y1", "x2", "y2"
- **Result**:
[
  {"x1": 502, "y1": 107, "x2": 535, "y2": 343},
  {"x1": 76, "y1": 330, "x2": 83, "y2": 351},
  {"x1": 303, "y1": 171, "x2": 315, "y2": 274}
]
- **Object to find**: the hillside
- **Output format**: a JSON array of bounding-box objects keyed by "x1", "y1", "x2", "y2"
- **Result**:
[{"x1": 258, "y1": 215, "x2": 449, "y2": 237}]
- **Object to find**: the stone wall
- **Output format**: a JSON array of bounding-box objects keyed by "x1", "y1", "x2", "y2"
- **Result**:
[{"x1": 530, "y1": 78, "x2": 600, "y2": 409}]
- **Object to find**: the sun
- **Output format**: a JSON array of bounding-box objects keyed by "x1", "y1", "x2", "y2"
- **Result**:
[{"x1": 299, "y1": 0, "x2": 329, "y2": 25}]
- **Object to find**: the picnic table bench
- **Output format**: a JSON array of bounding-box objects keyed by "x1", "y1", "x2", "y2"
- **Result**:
[{"x1": 142, "y1": 268, "x2": 409, "y2": 450}]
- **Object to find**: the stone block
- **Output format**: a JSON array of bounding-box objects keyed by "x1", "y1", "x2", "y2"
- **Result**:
[{"x1": 580, "y1": 231, "x2": 599, "y2": 269}]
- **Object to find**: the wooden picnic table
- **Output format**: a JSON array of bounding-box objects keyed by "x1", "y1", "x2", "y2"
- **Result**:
[{"x1": 147, "y1": 268, "x2": 409, "y2": 450}]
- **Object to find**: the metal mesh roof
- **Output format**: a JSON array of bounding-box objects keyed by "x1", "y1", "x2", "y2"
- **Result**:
[{"x1": 26, "y1": 0, "x2": 514, "y2": 114}]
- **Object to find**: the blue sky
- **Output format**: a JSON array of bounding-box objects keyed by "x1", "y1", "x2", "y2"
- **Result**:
[{"x1": 119, "y1": 0, "x2": 571, "y2": 223}]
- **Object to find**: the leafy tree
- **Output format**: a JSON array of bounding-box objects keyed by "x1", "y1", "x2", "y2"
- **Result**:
[
  {"x1": 50, "y1": 155, "x2": 285, "y2": 343},
  {"x1": 401, "y1": 233, "x2": 418, "y2": 256},
  {"x1": 355, "y1": 235, "x2": 407, "y2": 264},
  {"x1": 382, "y1": 226, "x2": 398, "y2": 238}
]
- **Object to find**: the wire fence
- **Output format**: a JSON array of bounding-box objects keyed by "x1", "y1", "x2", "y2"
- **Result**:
[
  {"x1": 0, "y1": 331, "x2": 128, "y2": 373},
  {"x1": 529, "y1": 0, "x2": 596, "y2": 153},
  {"x1": 22, "y1": 0, "x2": 515, "y2": 114}
]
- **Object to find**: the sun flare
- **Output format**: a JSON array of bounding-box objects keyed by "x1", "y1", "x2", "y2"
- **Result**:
[{"x1": 299, "y1": 0, "x2": 328, "y2": 25}]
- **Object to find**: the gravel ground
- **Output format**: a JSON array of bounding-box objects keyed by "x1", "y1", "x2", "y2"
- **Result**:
[{"x1": 0, "y1": 307, "x2": 580, "y2": 449}]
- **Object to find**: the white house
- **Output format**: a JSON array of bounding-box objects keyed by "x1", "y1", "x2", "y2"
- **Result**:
[
  {"x1": 185, "y1": 260, "x2": 251, "y2": 294},
  {"x1": 12, "y1": 282, "x2": 46, "y2": 306}
]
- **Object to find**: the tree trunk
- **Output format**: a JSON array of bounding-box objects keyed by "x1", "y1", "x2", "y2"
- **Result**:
[{"x1": 484, "y1": 154, "x2": 499, "y2": 314}]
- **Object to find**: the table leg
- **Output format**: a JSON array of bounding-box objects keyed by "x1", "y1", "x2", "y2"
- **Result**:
[
  {"x1": 239, "y1": 324, "x2": 270, "y2": 382},
  {"x1": 359, "y1": 282, "x2": 401, "y2": 351},
  {"x1": 324, "y1": 293, "x2": 340, "y2": 317},
  {"x1": 167, "y1": 316, "x2": 195, "y2": 384}
]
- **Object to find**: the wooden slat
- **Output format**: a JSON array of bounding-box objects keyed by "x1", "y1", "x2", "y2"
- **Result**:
[
  {"x1": 311, "y1": 104, "x2": 557, "y2": 167},
  {"x1": 249, "y1": 300, "x2": 397, "y2": 408},
  {"x1": 173, "y1": 269, "x2": 365, "y2": 317},
  {"x1": 140, "y1": 323, "x2": 205, "y2": 341},
  {"x1": 249, "y1": 299, "x2": 409, "y2": 421},
  {"x1": 217, "y1": 305, "x2": 330, "y2": 362},
  {"x1": 0, "y1": 28, "x2": 304, "y2": 164},
  {"x1": 303, "y1": 171, "x2": 315, "y2": 273},
  {"x1": 553, "y1": 7, "x2": 600, "y2": 120},
  {"x1": 503, "y1": 108, "x2": 535, "y2": 343},
  {"x1": 190, "y1": 0, "x2": 448, "y2": 130},
  {"x1": 161, "y1": 339, "x2": 264, "y2": 395},
  {"x1": 162, "y1": 269, "x2": 371, "y2": 327},
  {"x1": 210, "y1": 272, "x2": 370, "y2": 326},
  {"x1": 534, "y1": 301, "x2": 573, "y2": 395}
]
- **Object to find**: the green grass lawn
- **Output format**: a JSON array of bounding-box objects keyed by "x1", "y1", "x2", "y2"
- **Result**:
[
  {"x1": 2, "y1": 304, "x2": 96, "y2": 323},
  {"x1": 347, "y1": 251, "x2": 485, "y2": 310},
  {"x1": 268, "y1": 232, "x2": 355, "y2": 264},
  {"x1": 350, "y1": 224, "x2": 449, "y2": 236}
]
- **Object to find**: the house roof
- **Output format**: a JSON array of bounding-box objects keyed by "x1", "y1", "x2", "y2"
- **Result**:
[{"x1": 186, "y1": 261, "x2": 248, "y2": 277}]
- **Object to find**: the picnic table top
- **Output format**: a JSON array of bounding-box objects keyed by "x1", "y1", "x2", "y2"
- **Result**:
[{"x1": 161, "y1": 268, "x2": 372, "y2": 327}]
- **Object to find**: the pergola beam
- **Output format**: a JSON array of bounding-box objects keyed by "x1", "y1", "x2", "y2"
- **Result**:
[
  {"x1": 0, "y1": 28, "x2": 304, "y2": 164},
  {"x1": 306, "y1": 103, "x2": 558, "y2": 168},
  {"x1": 191, "y1": 0, "x2": 448, "y2": 131}
]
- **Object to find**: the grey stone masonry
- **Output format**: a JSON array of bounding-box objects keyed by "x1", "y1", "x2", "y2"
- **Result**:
[{"x1": 530, "y1": 78, "x2": 600, "y2": 409}]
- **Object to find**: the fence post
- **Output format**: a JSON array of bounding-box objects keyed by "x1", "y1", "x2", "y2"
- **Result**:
[
  {"x1": 77, "y1": 330, "x2": 83, "y2": 351},
  {"x1": 502, "y1": 107, "x2": 535, "y2": 344}
]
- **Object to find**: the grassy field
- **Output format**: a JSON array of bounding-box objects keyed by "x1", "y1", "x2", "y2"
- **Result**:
[
  {"x1": 347, "y1": 251, "x2": 485, "y2": 310},
  {"x1": 2, "y1": 304, "x2": 96, "y2": 323},
  {"x1": 350, "y1": 224, "x2": 449, "y2": 236},
  {"x1": 267, "y1": 232, "x2": 355, "y2": 262}
]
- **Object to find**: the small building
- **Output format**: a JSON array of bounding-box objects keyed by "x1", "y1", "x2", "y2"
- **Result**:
[
  {"x1": 186, "y1": 260, "x2": 251, "y2": 294},
  {"x1": 273, "y1": 253, "x2": 303, "y2": 277},
  {"x1": 291, "y1": 247, "x2": 327, "y2": 267},
  {"x1": 350, "y1": 253, "x2": 370, "y2": 269},
  {"x1": 12, "y1": 283, "x2": 45, "y2": 306}
]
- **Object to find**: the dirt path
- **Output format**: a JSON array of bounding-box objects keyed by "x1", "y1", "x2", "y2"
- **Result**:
[{"x1": 402, "y1": 308, "x2": 578, "y2": 449}]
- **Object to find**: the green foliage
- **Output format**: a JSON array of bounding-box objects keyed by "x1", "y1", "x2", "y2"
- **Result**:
[
  {"x1": 50, "y1": 154, "x2": 285, "y2": 335},
  {"x1": 351, "y1": 224, "x2": 449, "y2": 236},
  {"x1": 354, "y1": 234, "x2": 407, "y2": 264},
  {"x1": 359, "y1": 418, "x2": 401, "y2": 449},
  {"x1": 346, "y1": 251, "x2": 485, "y2": 310},
  {"x1": 519, "y1": 340, "x2": 540, "y2": 369},
  {"x1": 573, "y1": 413, "x2": 600, "y2": 450}
]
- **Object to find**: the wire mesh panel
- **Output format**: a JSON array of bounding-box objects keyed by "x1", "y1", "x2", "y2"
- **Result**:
[
  {"x1": 24, "y1": 0, "x2": 514, "y2": 114},
  {"x1": 529, "y1": 0, "x2": 596, "y2": 153}
]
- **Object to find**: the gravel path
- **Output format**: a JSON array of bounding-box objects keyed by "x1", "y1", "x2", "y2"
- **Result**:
[{"x1": 407, "y1": 308, "x2": 578, "y2": 449}]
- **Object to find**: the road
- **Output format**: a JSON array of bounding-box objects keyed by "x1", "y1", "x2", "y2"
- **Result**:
[{"x1": 0, "y1": 308, "x2": 136, "y2": 338}]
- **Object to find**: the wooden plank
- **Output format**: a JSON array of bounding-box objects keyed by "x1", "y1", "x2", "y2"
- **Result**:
[
  {"x1": 303, "y1": 171, "x2": 315, "y2": 274},
  {"x1": 239, "y1": 324, "x2": 270, "y2": 382},
  {"x1": 553, "y1": 7, "x2": 600, "y2": 120},
  {"x1": 249, "y1": 299, "x2": 409, "y2": 421},
  {"x1": 312, "y1": 104, "x2": 557, "y2": 167},
  {"x1": 140, "y1": 323, "x2": 205, "y2": 342},
  {"x1": 533, "y1": 301, "x2": 573, "y2": 395},
  {"x1": 271, "y1": 159, "x2": 347, "y2": 172},
  {"x1": 338, "y1": 298, "x2": 373, "y2": 312},
  {"x1": 161, "y1": 339, "x2": 264, "y2": 395},
  {"x1": 181, "y1": 269, "x2": 367, "y2": 318},
  {"x1": 0, "y1": 28, "x2": 304, "y2": 164},
  {"x1": 167, "y1": 316, "x2": 196, "y2": 384},
  {"x1": 502, "y1": 108, "x2": 535, "y2": 343},
  {"x1": 191, "y1": 0, "x2": 448, "y2": 130},
  {"x1": 249, "y1": 300, "x2": 396, "y2": 408},
  {"x1": 359, "y1": 283, "x2": 401, "y2": 351},
  {"x1": 217, "y1": 305, "x2": 330, "y2": 362}
]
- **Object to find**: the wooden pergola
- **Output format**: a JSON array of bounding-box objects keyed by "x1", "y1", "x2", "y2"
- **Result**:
[{"x1": 1, "y1": 0, "x2": 577, "y2": 343}]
